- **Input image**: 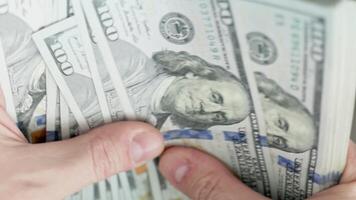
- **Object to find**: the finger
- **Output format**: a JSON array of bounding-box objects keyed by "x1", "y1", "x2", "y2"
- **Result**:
[
  {"x1": 0, "y1": 86, "x2": 26, "y2": 140},
  {"x1": 309, "y1": 182, "x2": 356, "y2": 200},
  {"x1": 22, "y1": 122, "x2": 164, "y2": 198},
  {"x1": 159, "y1": 147, "x2": 268, "y2": 200},
  {"x1": 340, "y1": 141, "x2": 356, "y2": 183},
  {"x1": 0, "y1": 106, "x2": 27, "y2": 143}
]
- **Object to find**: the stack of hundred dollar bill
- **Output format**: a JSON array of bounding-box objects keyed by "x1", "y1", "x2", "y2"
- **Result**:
[{"x1": 1, "y1": 0, "x2": 356, "y2": 199}]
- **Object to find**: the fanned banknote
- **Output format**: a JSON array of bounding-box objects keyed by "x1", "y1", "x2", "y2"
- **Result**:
[
  {"x1": 232, "y1": 1, "x2": 356, "y2": 198},
  {"x1": 0, "y1": 0, "x2": 68, "y2": 141},
  {"x1": 234, "y1": 1, "x2": 329, "y2": 198},
  {"x1": 33, "y1": 17, "x2": 106, "y2": 132},
  {"x1": 33, "y1": 13, "x2": 152, "y2": 199},
  {"x1": 78, "y1": 0, "x2": 356, "y2": 199},
  {"x1": 45, "y1": 0, "x2": 70, "y2": 143},
  {"x1": 46, "y1": 69, "x2": 61, "y2": 142},
  {"x1": 0, "y1": 37, "x2": 17, "y2": 121},
  {"x1": 79, "y1": 0, "x2": 276, "y2": 198},
  {"x1": 1, "y1": 0, "x2": 356, "y2": 200}
]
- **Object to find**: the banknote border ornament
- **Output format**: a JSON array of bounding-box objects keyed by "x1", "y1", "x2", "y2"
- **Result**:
[
  {"x1": 159, "y1": 12, "x2": 195, "y2": 45},
  {"x1": 247, "y1": 32, "x2": 278, "y2": 65}
]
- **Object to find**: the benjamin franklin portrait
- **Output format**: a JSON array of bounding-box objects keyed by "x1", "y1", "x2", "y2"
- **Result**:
[
  {"x1": 66, "y1": 38, "x2": 253, "y2": 131},
  {"x1": 0, "y1": 13, "x2": 46, "y2": 135},
  {"x1": 255, "y1": 72, "x2": 317, "y2": 153}
]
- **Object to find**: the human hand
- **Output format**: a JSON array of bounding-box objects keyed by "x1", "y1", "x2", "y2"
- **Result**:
[
  {"x1": 159, "y1": 142, "x2": 356, "y2": 200},
  {"x1": 0, "y1": 89, "x2": 164, "y2": 200}
]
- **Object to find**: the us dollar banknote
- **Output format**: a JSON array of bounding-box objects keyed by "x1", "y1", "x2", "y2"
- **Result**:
[
  {"x1": 45, "y1": 69, "x2": 61, "y2": 142},
  {"x1": 231, "y1": 0, "x2": 356, "y2": 199},
  {"x1": 126, "y1": 165, "x2": 156, "y2": 200},
  {"x1": 1, "y1": 0, "x2": 355, "y2": 199},
  {"x1": 46, "y1": 0, "x2": 75, "y2": 142},
  {"x1": 79, "y1": 0, "x2": 274, "y2": 198},
  {"x1": 33, "y1": 16, "x2": 106, "y2": 131},
  {"x1": 0, "y1": 1, "x2": 68, "y2": 141},
  {"x1": 33, "y1": 14, "x2": 149, "y2": 200},
  {"x1": 59, "y1": 94, "x2": 80, "y2": 140},
  {"x1": 234, "y1": 1, "x2": 325, "y2": 198},
  {"x1": 0, "y1": 37, "x2": 17, "y2": 121}
]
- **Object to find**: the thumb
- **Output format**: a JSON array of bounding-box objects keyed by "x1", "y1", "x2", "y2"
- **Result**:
[
  {"x1": 159, "y1": 147, "x2": 268, "y2": 200},
  {"x1": 23, "y1": 122, "x2": 163, "y2": 198}
]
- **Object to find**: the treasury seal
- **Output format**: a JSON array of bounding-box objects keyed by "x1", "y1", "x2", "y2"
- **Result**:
[
  {"x1": 160, "y1": 12, "x2": 195, "y2": 45},
  {"x1": 247, "y1": 32, "x2": 277, "y2": 65}
]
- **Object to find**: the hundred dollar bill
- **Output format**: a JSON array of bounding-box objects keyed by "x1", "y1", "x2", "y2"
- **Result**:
[
  {"x1": 45, "y1": 0, "x2": 71, "y2": 142},
  {"x1": 52, "y1": 0, "x2": 70, "y2": 24},
  {"x1": 330, "y1": 1, "x2": 356, "y2": 187},
  {"x1": 81, "y1": 184, "x2": 95, "y2": 200},
  {"x1": 59, "y1": 95, "x2": 69, "y2": 139},
  {"x1": 97, "y1": 177, "x2": 126, "y2": 200},
  {"x1": 0, "y1": 37, "x2": 17, "y2": 121},
  {"x1": 0, "y1": 11, "x2": 47, "y2": 140},
  {"x1": 236, "y1": 2, "x2": 326, "y2": 198},
  {"x1": 325, "y1": 0, "x2": 356, "y2": 193},
  {"x1": 46, "y1": 69, "x2": 61, "y2": 142},
  {"x1": 71, "y1": 1, "x2": 156, "y2": 199},
  {"x1": 67, "y1": 0, "x2": 75, "y2": 17},
  {"x1": 80, "y1": 0, "x2": 274, "y2": 198},
  {"x1": 1, "y1": 0, "x2": 51, "y2": 30},
  {"x1": 60, "y1": 95, "x2": 81, "y2": 140},
  {"x1": 233, "y1": 0, "x2": 356, "y2": 199},
  {"x1": 126, "y1": 165, "x2": 156, "y2": 200},
  {"x1": 70, "y1": 191, "x2": 82, "y2": 200},
  {"x1": 33, "y1": 17, "x2": 108, "y2": 131},
  {"x1": 77, "y1": 0, "x2": 137, "y2": 121},
  {"x1": 33, "y1": 14, "x2": 133, "y2": 199},
  {"x1": 95, "y1": 165, "x2": 156, "y2": 200},
  {"x1": 71, "y1": 0, "x2": 128, "y2": 122},
  {"x1": 106, "y1": 175, "x2": 125, "y2": 200},
  {"x1": 93, "y1": 183, "x2": 100, "y2": 200},
  {"x1": 97, "y1": 178, "x2": 125, "y2": 200},
  {"x1": 0, "y1": 1, "x2": 69, "y2": 141},
  {"x1": 98, "y1": 180, "x2": 109, "y2": 200}
]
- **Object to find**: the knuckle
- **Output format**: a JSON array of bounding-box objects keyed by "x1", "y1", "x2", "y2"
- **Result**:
[
  {"x1": 88, "y1": 135, "x2": 124, "y2": 181},
  {"x1": 191, "y1": 172, "x2": 223, "y2": 200}
]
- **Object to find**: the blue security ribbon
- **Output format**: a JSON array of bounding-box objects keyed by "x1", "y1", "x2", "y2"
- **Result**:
[
  {"x1": 164, "y1": 129, "x2": 213, "y2": 141},
  {"x1": 35, "y1": 115, "x2": 46, "y2": 126},
  {"x1": 46, "y1": 131, "x2": 59, "y2": 142},
  {"x1": 278, "y1": 156, "x2": 295, "y2": 169},
  {"x1": 312, "y1": 172, "x2": 341, "y2": 185},
  {"x1": 258, "y1": 135, "x2": 269, "y2": 147},
  {"x1": 223, "y1": 131, "x2": 246, "y2": 143}
]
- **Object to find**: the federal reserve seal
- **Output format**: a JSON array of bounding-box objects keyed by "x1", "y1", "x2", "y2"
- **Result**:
[
  {"x1": 247, "y1": 32, "x2": 277, "y2": 65},
  {"x1": 160, "y1": 13, "x2": 195, "y2": 45}
]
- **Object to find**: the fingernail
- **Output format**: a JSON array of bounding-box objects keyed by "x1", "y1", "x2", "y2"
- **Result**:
[
  {"x1": 175, "y1": 163, "x2": 189, "y2": 183},
  {"x1": 131, "y1": 132, "x2": 163, "y2": 164}
]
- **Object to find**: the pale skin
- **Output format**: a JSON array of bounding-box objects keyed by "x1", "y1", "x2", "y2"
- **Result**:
[
  {"x1": 0, "y1": 89, "x2": 164, "y2": 199},
  {"x1": 0, "y1": 87, "x2": 355, "y2": 200},
  {"x1": 159, "y1": 144, "x2": 356, "y2": 200}
]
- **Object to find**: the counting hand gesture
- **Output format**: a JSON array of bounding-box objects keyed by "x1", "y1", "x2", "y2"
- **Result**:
[{"x1": 0, "y1": 88, "x2": 164, "y2": 200}]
